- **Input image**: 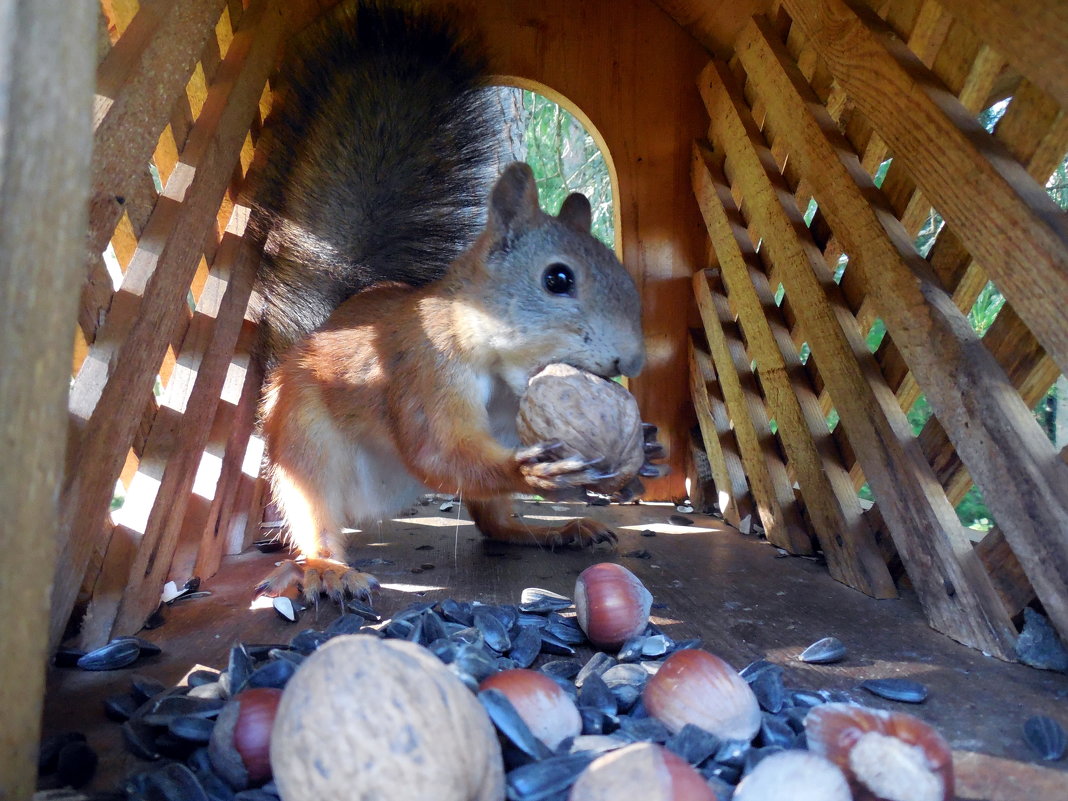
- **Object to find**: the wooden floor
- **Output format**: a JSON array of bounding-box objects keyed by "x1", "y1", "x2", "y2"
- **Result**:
[{"x1": 42, "y1": 499, "x2": 1068, "y2": 798}]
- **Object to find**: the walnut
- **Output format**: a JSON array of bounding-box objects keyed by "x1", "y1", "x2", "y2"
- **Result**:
[
  {"x1": 517, "y1": 363, "x2": 644, "y2": 494},
  {"x1": 271, "y1": 636, "x2": 504, "y2": 801}
]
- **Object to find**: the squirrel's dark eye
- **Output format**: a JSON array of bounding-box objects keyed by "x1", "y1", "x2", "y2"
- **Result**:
[{"x1": 543, "y1": 263, "x2": 575, "y2": 296}]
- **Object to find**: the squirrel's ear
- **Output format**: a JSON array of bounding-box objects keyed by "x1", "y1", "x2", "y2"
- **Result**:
[
  {"x1": 558, "y1": 192, "x2": 592, "y2": 232},
  {"x1": 488, "y1": 162, "x2": 540, "y2": 238}
]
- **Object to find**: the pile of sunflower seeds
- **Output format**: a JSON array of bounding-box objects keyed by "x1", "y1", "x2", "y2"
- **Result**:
[{"x1": 42, "y1": 588, "x2": 1066, "y2": 801}]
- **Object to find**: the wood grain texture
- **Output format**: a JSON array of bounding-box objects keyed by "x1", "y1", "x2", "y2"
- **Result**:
[
  {"x1": 781, "y1": 0, "x2": 1068, "y2": 380},
  {"x1": 688, "y1": 334, "x2": 753, "y2": 528},
  {"x1": 648, "y1": 0, "x2": 774, "y2": 57},
  {"x1": 954, "y1": 750, "x2": 1068, "y2": 800},
  {"x1": 933, "y1": 0, "x2": 1068, "y2": 111},
  {"x1": 91, "y1": 0, "x2": 226, "y2": 255},
  {"x1": 694, "y1": 269, "x2": 813, "y2": 553},
  {"x1": 693, "y1": 141, "x2": 894, "y2": 597},
  {"x1": 0, "y1": 1, "x2": 95, "y2": 796},
  {"x1": 701, "y1": 58, "x2": 1017, "y2": 657},
  {"x1": 737, "y1": 16, "x2": 1068, "y2": 643},
  {"x1": 51, "y1": 0, "x2": 286, "y2": 654}
]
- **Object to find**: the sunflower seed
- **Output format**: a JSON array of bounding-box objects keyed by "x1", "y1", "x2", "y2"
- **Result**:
[
  {"x1": 1024, "y1": 715, "x2": 1067, "y2": 761},
  {"x1": 509, "y1": 626, "x2": 542, "y2": 668},
  {"x1": 77, "y1": 638, "x2": 142, "y2": 671},
  {"x1": 859, "y1": 678, "x2": 928, "y2": 704},
  {"x1": 798, "y1": 637, "x2": 846, "y2": 664},
  {"x1": 56, "y1": 741, "x2": 98, "y2": 788},
  {"x1": 505, "y1": 753, "x2": 594, "y2": 801},
  {"x1": 38, "y1": 731, "x2": 86, "y2": 773},
  {"x1": 478, "y1": 688, "x2": 552, "y2": 760},
  {"x1": 665, "y1": 723, "x2": 720, "y2": 765}
]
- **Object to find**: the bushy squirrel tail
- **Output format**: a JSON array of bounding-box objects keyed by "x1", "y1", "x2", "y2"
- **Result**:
[{"x1": 246, "y1": 0, "x2": 500, "y2": 363}]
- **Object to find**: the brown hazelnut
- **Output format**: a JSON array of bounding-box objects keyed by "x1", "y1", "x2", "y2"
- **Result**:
[
  {"x1": 804, "y1": 702, "x2": 953, "y2": 801},
  {"x1": 643, "y1": 649, "x2": 761, "y2": 741},
  {"x1": 569, "y1": 742, "x2": 724, "y2": 800},
  {"x1": 574, "y1": 562, "x2": 653, "y2": 650}
]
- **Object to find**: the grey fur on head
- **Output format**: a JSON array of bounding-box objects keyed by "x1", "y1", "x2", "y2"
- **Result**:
[{"x1": 245, "y1": 0, "x2": 501, "y2": 364}]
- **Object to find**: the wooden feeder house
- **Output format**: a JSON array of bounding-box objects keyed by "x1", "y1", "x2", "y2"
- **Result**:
[{"x1": 2, "y1": 0, "x2": 1067, "y2": 797}]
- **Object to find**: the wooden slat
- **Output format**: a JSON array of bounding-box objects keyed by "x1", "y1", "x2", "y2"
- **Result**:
[
  {"x1": 781, "y1": 0, "x2": 1068, "y2": 379},
  {"x1": 0, "y1": 1, "x2": 94, "y2": 796},
  {"x1": 738, "y1": 15, "x2": 1068, "y2": 642},
  {"x1": 102, "y1": 219, "x2": 258, "y2": 642},
  {"x1": 688, "y1": 333, "x2": 754, "y2": 529},
  {"x1": 933, "y1": 0, "x2": 1068, "y2": 111},
  {"x1": 701, "y1": 58, "x2": 1017, "y2": 657},
  {"x1": 693, "y1": 141, "x2": 895, "y2": 598},
  {"x1": 195, "y1": 328, "x2": 266, "y2": 578},
  {"x1": 91, "y1": 0, "x2": 226, "y2": 255},
  {"x1": 694, "y1": 269, "x2": 813, "y2": 553},
  {"x1": 51, "y1": 0, "x2": 285, "y2": 653}
]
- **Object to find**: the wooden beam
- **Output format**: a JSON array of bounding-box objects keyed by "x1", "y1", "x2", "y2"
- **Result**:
[
  {"x1": 781, "y1": 0, "x2": 1068, "y2": 380},
  {"x1": 90, "y1": 0, "x2": 227, "y2": 255},
  {"x1": 51, "y1": 0, "x2": 285, "y2": 653},
  {"x1": 701, "y1": 58, "x2": 1017, "y2": 657},
  {"x1": 738, "y1": 15, "x2": 1068, "y2": 643},
  {"x1": 689, "y1": 332, "x2": 754, "y2": 530},
  {"x1": 932, "y1": 0, "x2": 1068, "y2": 111},
  {"x1": 693, "y1": 141, "x2": 895, "y2": 598},
  {"x1": 0, "y1": 1, "x2": 94, "y2": 796},
  {"x1": 694, "y1": 269, "x2": 813, "y2": 553}
]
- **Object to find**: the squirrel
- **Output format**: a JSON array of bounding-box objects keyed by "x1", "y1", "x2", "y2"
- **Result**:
[{"x1": 246, "y1": 0, "x2": 659, "y2": 602}]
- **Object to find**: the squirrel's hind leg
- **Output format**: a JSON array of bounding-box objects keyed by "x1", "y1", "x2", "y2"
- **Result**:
[
  {"x1": 257, "y1": 465, "x2": 379, "y2": 604},
  {"x1": 467, "y1": 496, "x2": 617, "y2": 549}
]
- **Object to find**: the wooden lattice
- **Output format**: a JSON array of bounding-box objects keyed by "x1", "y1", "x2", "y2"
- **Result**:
[{"x1": 689, "y1": 0, "x2": 1068, "y2": 659}]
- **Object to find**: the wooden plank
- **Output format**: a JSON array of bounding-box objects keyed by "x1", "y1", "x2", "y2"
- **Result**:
[
  {"x1": 975, "y1": 526, "x2": 1037, "y2": 619},
  {"x1": 90, "y1": 0, "x2": 226, "y2": 255},
  {"x1": 933, "y1": 0, "x2": 1068, "y2": 111},
  {"x1": 195, "y1": 328, "x2": 266, "y2": 577},
  {"x1": 900, "y1": 84, "x2": 1068, "y2": 504},
  {"x1": 781, "y1": 0, "x2": 1068, "y2": 380},
  {"x1": 0, "y1": 0, "x2": 94, "y2": 796},
  {"x1": 921, "y1": 304, "x2": 1061, "y2": 507},
  {"x1": 693, "y1": 141, "x2": 895, "y2": 597},
  {"x1": 953, "y1": 750, "x2": 1068, "y2": 801},
  {"x1": 694, "y1": 269, "x2": 813, "y2": 553},
  {"x1": 51, "y1": 0, "x2": 286, "y2": 653},
  {"x1": 104, "y1": 222, "x2": 258, "y2": 642},
  {"x1": 688, "y1": 333, "x2": 754, "y2": 529},
  {"x1": 738, "y1": 15, "x2": 1068, "y2": 643},
  {"x1": 701, "y1": 58, "x2": 1017, "y2": 657}
]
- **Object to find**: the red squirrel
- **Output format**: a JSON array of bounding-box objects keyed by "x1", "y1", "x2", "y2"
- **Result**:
[{"x1": 246, "y1": 1, "x2": 660, "y2": 601}]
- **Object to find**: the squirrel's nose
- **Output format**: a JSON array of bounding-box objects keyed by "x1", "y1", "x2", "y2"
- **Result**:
[{"x1": 614, "y1": 350, "x2": 644, "y2": 378}]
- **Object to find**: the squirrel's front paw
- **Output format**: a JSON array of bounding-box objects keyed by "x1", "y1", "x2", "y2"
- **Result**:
[
  {"x1": 516, "y1": 442, "x2": 617, "y2": 493},
  {"x1": 255, "y1": 557, "x2": 379, "y2": 605}
]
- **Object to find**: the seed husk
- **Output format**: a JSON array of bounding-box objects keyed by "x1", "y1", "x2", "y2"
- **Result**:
[{"x1": 1024, "y1": 715, "x2": 1067, "y2": 761}]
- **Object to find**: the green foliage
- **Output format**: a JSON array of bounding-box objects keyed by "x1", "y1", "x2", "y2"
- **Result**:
[{"x1": 492, "y1": 87, "x2": 614, "y2": 247}]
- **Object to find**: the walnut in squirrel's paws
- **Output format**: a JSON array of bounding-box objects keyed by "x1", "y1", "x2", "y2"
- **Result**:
[{"x1": 517, "y1": 363, "x2": 649, "y2": 496}]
